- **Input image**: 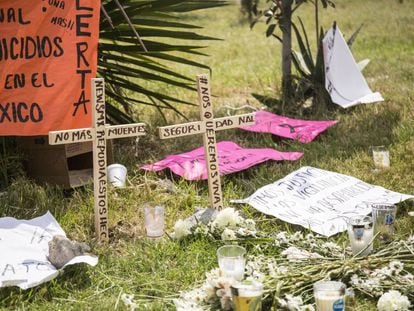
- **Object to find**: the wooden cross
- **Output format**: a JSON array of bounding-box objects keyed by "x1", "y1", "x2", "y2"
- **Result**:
[
  {"x1": 48, "y1": 78, "x2": 147, "y2": 242},
  {"x1": 158, "y1": 74, "x2": 255, "y2": 210}
]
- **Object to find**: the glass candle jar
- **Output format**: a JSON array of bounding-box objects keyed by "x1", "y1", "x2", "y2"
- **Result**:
[
  {"x1": 347, "y1": 216, "x2": 373, "y2": 257},
  {"x1": 217, "y1": 245, "x2": 246, "y2": 281},
  {"x1": 372, "y1": 146, "x2": 390, "y2": 169},
  {"x1": 372, "y1": 203, "x2": 396, "y2": 243},
  {"x1": 144, "y1": 204, "x2": 165, "y2": 238},
  {"x1": 231, "y1": 280, "x2": 263, "y2": 311},
  {"x1": 313, "y1": 281, "x2": 346, "y2": 311}
]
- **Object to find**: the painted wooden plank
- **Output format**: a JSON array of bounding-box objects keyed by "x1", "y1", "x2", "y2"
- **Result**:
[
  {"x1": 214, "y1": 112, "x2": 256, "y2": 131},
  {"x1": 158, "y1": 121, "x2": 205, "y2": 139},
  {"x1": 106, "y1": 123, "x2": 146, "y2": 139},
  {"x1": 197, "y1": 74, "x2": 223, "y2": 210},
  {"x1": 49, "y1": 128, "x2": 95, "y2": 145},
  {"x1": 91, "y1": 78, "x2": 109, "y2": 242}
]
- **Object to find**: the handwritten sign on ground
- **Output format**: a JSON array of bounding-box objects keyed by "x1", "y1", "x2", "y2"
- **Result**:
[
  {"x1": 0, "y1": 0, "x2": 100, "y2": 135},
  {"x1": 240, "y1": 111, "x2": 338, "y2": 143},
  {"x1": 0, "y1": 212, "x2": 97, "y2": 289},
  {"x1": 233, "y1": 166, "x2": 413, "y2": 237},
  {"x1": 323, "y1": 25, "x2": 383, "y2": 108},
  {"x1": 142, "y1": 141, "x2": 303, "y2": 180}
]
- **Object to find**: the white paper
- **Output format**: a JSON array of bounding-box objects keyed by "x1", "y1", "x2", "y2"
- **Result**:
[
  {"x1": 323, "y1": 26, "x2": 383, "y2": 108},
  {"x1": 233, "y1": 167, "x2": 413, "y2": 237},
  {"x1": 0, "y1": 212, "x2": 98, "y2": 289}
]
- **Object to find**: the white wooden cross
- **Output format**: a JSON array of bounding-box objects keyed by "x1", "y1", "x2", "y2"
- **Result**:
[
  {"x1": 48, "y1": 78, "x2": 147, "y2": 242},
  {"x1": 158, "y1": 74, "x2": 255, "y2": 210}
]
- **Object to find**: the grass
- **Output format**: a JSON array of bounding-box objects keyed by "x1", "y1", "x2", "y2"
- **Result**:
[{"x1": 1, "y1": 0, "x2": 414, "y2": 310}]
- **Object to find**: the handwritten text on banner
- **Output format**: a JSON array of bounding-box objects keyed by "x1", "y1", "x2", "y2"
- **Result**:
[
  {"x1": 233, "y1": 166, "x2": 413, "y2": 237},
  {"x1": 0, "y1": 0, "x2": 100, "y2": 135},
  {"x1": 0, "y1": 212, "x2": 97, "y2": 289}
]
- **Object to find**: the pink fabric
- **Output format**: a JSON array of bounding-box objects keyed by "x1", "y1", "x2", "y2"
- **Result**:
[
  {"x1": 142, "y1": 141, "x2": 303, "y2": 180},
  {"x1": 240, "y1": 111, "x2": 338, "y2": 143}
]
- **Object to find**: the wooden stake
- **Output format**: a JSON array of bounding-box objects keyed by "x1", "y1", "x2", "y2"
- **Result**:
[
  {"x1": 158, "y1": 74, "x2": 255, "y2": 210},
  {"x1": 49, "y1": 78, "x2": 147, "y2": 242}
]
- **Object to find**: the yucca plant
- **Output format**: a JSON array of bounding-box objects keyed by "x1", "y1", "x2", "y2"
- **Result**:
[
  {"x1": 99, "y1": 0, "x2": 227, "y2": 124},
  {"x1": 255, "y1": 0, "x2": 335, "y2": 112}
]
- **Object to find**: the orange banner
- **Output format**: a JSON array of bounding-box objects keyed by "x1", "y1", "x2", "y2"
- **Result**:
[{"x1": 0, "y1": 0, "x2": 101, "y2": 136}]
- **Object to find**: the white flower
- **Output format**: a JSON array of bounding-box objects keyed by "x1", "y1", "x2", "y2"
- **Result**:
[
  {"x1": 237, "y1": 227, "x2": 256, "y2": 237},
  {"x1": 286, "y1": 294, "x2": 303, "y2": 310},
  {"x1": 221, "y1": 228, "x2": 237, "y2": 240},
  {"x1": 275, "y1": 231, "x2": 290, "y2": 244},
  {"x1": 211, "y1": 208, "x2": 242, "y2": 230},
  {"x1": 290, "y1": 231, "x2": 303, "y2": 242},
  {"x1": 121, "y1": 294, "x2": 137, "y2": 311},
  {"x1": 173, "y1": 219, "x2": 192, "y2": 240},
  {"x1": 407, "y1": 235, "x2": 414, "y2": 244},
  {"x1": 243, "y1": 218, "x2": 256, "y2": 230},
  {"x1": 377, "y1": 290, "x2": 411, "y2": 311},
  {"x1": 282, "y1": 246, "x2": 323, "y2": 261},
  {"x1": 389, "y1": 260, "x2": 404, "y2": 274},
  {"x1": 350, "y1": 274, "x2": 360, "y2": 285},
  {"x1": 173, "y1": 298, "x2": 206, "y2": 311}
]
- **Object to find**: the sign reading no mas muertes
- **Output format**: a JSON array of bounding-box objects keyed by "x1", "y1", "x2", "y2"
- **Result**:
[{"x1": 0, "y1": 0, "x2": 101, "y2": 136}]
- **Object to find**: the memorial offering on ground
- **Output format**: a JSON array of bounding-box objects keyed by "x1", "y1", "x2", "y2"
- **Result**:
[
  {"x1": 173, "y1": 230, "x2": 414, "y2": 310},
  {"x1": 157, "y1": 74, "x2": 255, "y2": 210},
  {"x1": 0, "y1": 212, "x2": 97, "y2": 289},
  {"x1": 0, "y1": 0, "x2": 100, "y2": 135},
  {"x1": 240, "y1": 110, "x2": 338, "y2": 143},
  {"x1": 233, "y1": 166, "x2": 413, "y2": 236},
  {"x1": 143, "y1": 141, "x2": 303, "y2": 180},
  {"x1": 323, "y1": 24, "x2": 384, "y2": 108},
  {"x1": 49, "y1": 78, "x2": 147, "y2": 242}
]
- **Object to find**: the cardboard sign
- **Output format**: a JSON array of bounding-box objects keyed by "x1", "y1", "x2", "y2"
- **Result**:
[
  {"x1": 0, "y1": 212, "x2": 98, "y2": 289},
  {"x1": 323, "y1": 25, "x2": 383, "y2": 108},
  {"x1": 49, "y1": 78, "x2": 147, "y2": 242},
  {"x1": 0, "y1": 0, "x2": 100, "y2": 136},
  {"x1": 157, "y1": 74, "x2": 256, "y2": 210},
  {"x1": 233, "y1": 166, "x2": 413, "y2": 236},
  {"x1": 142, "y1": 141, "x2": 303, "y2": 180},
  {"x1": 240, "y1": 111, "x2": 338, "y2": 143}
]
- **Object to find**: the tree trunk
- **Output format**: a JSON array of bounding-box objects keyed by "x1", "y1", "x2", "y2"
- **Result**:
[{"x1": 281, "y1": 0, "x2": 293, "y2": 107}]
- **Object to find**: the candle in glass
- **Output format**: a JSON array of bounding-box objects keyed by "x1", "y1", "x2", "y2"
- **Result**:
[
  {"x1": 313, "y1": 281, "x2": 346, "y2": 311},
  {"x1": 347, "y1": 216, "x2": 373, "y2": 257},
  {"x1": 217, "y1": 245, "x2": 246, "y2": 281},
  {"x1": 144, "y1": 204, "x2": 165, "y2": 238},
  {"x1": 372, "y1": 146, "x2": 390, "y2": 169},
  {"x1": 231, "y1": 280, "x2": 263, "y2": 311},
  {"x1": 372, "y1": 203, "x2": 397, "y2": 244}
]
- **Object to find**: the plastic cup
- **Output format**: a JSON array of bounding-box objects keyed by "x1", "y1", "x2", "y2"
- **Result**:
[
  {"x1": 313, "y1": 281, "x2": 346, "y2": 311},
  {"x1": 372, "y1": 203, "x2": 397, "y2": 243},
  {"x1": 107, "y1": 164, "x2": 127, "y2": 187},
  {"x1": 347, "y1": 216, "x2": 373, "y2": 257},
  {"x1": 144, "y1": 205, "x2": 165, "y2": 238},
  {"x1": 217, "y1": 245, "x2": 246, "y2": 281},
  {"x1": 372, "y1": 146, "x2": 390, "y2": 169},
  {"x1": 231, "y1": 280, "x2": 263, "y2": 311}
]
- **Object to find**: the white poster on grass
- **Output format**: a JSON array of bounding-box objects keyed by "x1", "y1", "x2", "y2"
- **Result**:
[
  {"x1": 323, "y1": 25, "x2": 383, "y2": 108},
  {"x1": 233, "y1": 166, "x2": 413, "y2": 237},
  {"x1": 0, "y1": 212, "x2": 98, "y2": 289}
]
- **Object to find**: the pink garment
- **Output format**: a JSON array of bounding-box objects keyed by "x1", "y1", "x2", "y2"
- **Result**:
[
  {"x1": 142, "y1": 141, "x2": 303, "y2": 180},
  {"x1": 240, "y1": 111, "x2": 338, "y2": 143}
]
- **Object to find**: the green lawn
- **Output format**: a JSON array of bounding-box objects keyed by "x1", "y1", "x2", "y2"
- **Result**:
[{"x1": 1, "y1": 0, "x2": 414, "y2": 310}]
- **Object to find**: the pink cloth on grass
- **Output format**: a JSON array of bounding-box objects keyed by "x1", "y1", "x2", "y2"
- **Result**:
[
  {"x1": 240, "y1": 110, "x2": 338, "y2": 143},
  {"x1": 142, "y1": 141, "x2": 303, "y2": 180}
]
